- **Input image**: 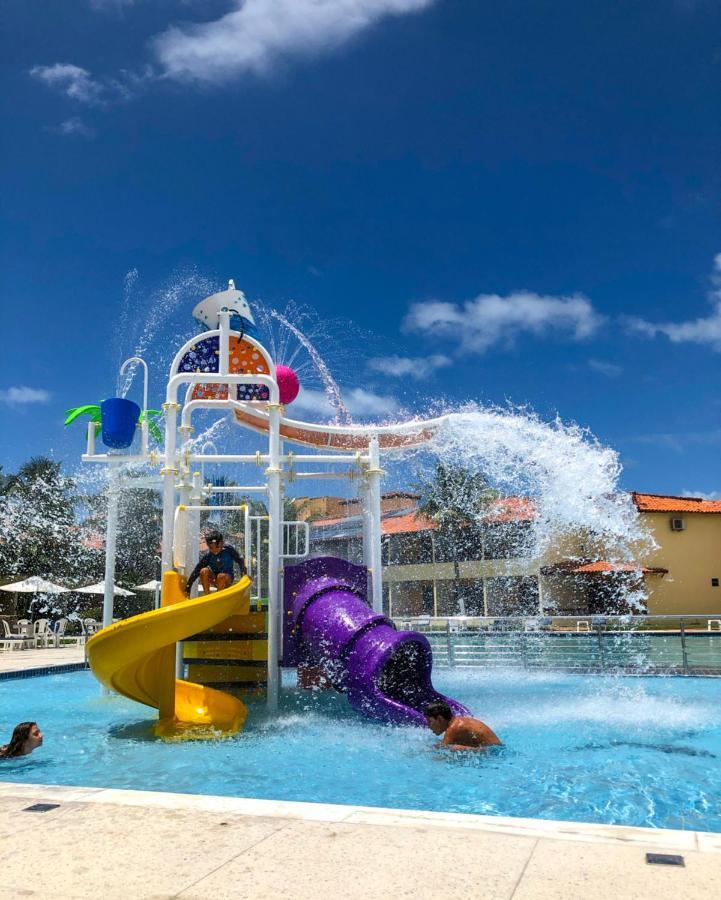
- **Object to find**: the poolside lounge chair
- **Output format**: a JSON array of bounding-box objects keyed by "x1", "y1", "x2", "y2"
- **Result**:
[{"x1": 1, "y1": 619, "x2": 32, "y2": 650}]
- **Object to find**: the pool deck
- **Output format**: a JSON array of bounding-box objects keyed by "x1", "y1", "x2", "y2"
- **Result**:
[
  {"x1": 0, "y1": 646, "x2": 86, "y2": 676},
  {"x1": 0, "y1": 781, "x2": 719, "y2": 899}
]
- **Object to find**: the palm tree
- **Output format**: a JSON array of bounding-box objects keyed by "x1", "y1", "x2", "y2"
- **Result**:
[
  {"x1": 64, "y1": 405, "x2": 164, "y2": 442},
  {"x1": 414, "y1": 463, "x2": 497, "y2": 615}
]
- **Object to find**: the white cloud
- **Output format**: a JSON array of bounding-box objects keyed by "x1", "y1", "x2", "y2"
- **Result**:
[
  {"x1": 292, "y1": 385, "x2": 401, "y2": 419},
  {"x1": 153, "y1": 0, "x2": 435, "y2": 83},
  {"x1": 588, "y1": 358, "x2": 622, "y2": 378},
  {"x1": 30, "y1": 64, "x2": 105, "y2": 104},
  {"x1": 367, "y1": 353, "x2": 451, "y2": 380},
  {"x1": 0, "y1": 386, "x2": 51, "y2": 406},
  {"x1": 682, "y1": 490, "x2": 721, "y2": 501},
  {"x1": 404, "y1": 291, "x2": 603, "y2": 354},
  {"x1": 49, "y1": 117, "x2": 96, "y2": 138},
  {"x1": 625, "y1": 253, "x2": 721, "y2": 351},
  {"x1": 345, "y1": 386, "x2": 401, "y2": 415}
]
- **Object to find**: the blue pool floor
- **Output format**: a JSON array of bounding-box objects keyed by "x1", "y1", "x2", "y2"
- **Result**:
[{"x1": 1, "y1": 668, "x2": 719, "y2": 833}]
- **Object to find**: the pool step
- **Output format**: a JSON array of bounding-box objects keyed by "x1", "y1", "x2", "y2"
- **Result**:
[{"x1": 183, "y1": 602, "x2": 268, "y2": 699}]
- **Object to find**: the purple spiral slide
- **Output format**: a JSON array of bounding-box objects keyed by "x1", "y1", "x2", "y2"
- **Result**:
[{"x1": 282, "y1": 557, "x2": 469, "y2": 726}]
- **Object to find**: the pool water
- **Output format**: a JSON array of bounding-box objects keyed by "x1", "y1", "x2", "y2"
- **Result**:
[{"x1": 2, "y1": 669, "x2": 719, "y2": 832}]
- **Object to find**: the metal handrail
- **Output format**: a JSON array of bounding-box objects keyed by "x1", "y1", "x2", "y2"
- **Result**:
[
  {"x1": 392, "y1": 613, "x2": 721, "y2": 631},
  {"x1": 400, "y1": 614, "x2": 721, "y2": 675}
]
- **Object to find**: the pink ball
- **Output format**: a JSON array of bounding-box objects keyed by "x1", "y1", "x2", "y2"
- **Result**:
[{"x1": 276, "y1": 364, "x2": 300, "y2": 405}]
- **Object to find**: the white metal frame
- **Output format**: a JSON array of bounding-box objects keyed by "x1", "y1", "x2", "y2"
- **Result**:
[{"x1": 78, "y1": 283, "x2": 442, "y2": 713}]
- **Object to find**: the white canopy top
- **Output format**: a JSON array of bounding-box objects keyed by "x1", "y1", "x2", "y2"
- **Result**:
[
  {"x1": 0, "y1": 576, "x2": 71, "y2": 593},
  {"x1": 75, "y1": 582, "x2": 135, "y2": 597},
  {"x1": 133, "y1": 579, "x2": 162, "y2": 591}
]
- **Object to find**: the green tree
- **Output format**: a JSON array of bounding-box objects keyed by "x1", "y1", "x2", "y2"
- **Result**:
[
  {"x1": 413, "y1": 462, "x2": 497, "y2": 615},
  {"x1": 0, "y1": 456, "x2": 86, "y2": 581}
]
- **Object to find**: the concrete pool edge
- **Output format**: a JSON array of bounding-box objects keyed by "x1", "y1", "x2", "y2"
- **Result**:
[{"x1": 1, "y1": 780, "x2": 719, "y2": 853}]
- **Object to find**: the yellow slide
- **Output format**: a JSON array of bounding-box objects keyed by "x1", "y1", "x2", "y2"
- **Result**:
[{"x1": 86, "y1": 571, "x2": 251, "y2": 738}]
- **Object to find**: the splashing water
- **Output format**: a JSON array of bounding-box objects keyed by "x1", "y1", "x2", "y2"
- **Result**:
[
  {"x1": 427, "y1": 403, "x2": 642, "y2": 551},
  {"x1": 116, "y1": 268, "x2": 217, "y2": 399},
  {"x1": 377, "y1": 400, "x2": 654, "y2": 611},
  {"x1": 267, "y1": 308, "x2": 353, "y2": 424}
]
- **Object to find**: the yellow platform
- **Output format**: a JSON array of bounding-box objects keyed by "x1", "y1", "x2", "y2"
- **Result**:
[
  {"x1": 184, "y1": 605, "x2": 268, "y2": 698},
  {"x1": 86, "y1": 572, "x2": 251, "y2": 738}
]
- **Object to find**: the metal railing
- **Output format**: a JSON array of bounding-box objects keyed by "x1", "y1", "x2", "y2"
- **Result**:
[{"x1": 392, "y1": 615, "x2": 721, "y2": 675}]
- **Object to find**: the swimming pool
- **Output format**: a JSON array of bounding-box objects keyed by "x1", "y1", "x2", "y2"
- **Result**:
[{"x1": 2, "y1": 669, "x2": 719, "y2": 833}]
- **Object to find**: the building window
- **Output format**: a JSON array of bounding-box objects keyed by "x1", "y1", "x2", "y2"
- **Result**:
[{"x1": 712, "y1": 578, "x2": 720, "y2": 587}]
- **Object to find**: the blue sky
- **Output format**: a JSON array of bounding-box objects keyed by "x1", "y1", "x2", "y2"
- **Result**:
[{"x1": 1, "y1": 0, "x2": 720, "y2": 495}]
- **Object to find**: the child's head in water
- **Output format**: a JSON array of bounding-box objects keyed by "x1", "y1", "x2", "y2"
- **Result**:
[
  {"x1": 0, "y1": 722, "x2": 43, "y2": 758},
  {"x1": 424, "y1": 701, "x2": 453, "y2": 735}
]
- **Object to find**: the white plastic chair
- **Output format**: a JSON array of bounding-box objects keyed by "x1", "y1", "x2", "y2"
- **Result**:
[
  {"x1": 33, "y1": 618, "x2": 53, "y2": 648},
  {"x1": 82, "y1": 618, "x2": 100, "y2": 641},
  {"x1": 708, "y1": 619, "x2": 721, "y2": 632},
  {"x1": 2, "y1": 619, "x2": 31, "y2": 650},
  {"x1": 576, "y1": 620, "x2": 591, "y2": 632},
  {"x1": 52, "y1": 618, "x2": 78, "y2": 647}
]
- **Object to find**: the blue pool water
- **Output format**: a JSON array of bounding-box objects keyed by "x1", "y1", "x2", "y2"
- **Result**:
[{"x1": 2, "y1": 669, "x2": 719, "y2": 832}]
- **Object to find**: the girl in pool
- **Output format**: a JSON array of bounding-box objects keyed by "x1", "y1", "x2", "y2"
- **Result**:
[{"x1": 0, "y1": 722, "x2": 43, "y2": 758}]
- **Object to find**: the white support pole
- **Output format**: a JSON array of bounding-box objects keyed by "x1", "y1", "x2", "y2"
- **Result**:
[
  {"x1": 187, "y1": 472, "x2": 204, "y2": 587},
  {"x1": 266, "y1": 403, "x2": 282, "y2": 712},
  {"x1": 102, "y1": 465, "x2": 121, "y2": 629},
  {"x1": 174, "y1": 471, "x2": 193, "y2": 678},
  {"x1": 160, "y1": 403, "x2": 178, "y2": 575},
  {"x1": 366, "y1": 436, "x2": 384, "y2": 614},
  {"x1": 244, "y1": 505, "x2": 252, "y2": 579},
  {"x1": 218, "y1": 310, "x2": 230, "y2": 376},
  {"x1": 361, "y1": 475, "x2": 371, "y2": 574}
]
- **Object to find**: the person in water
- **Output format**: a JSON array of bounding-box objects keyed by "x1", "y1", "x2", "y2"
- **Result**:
[
  {"x1": 424, "y1": 701, "x2": 501, "y2": 750},
  {"x1": 185, "y1": 530, "x2": 246, "y2": 595},
  {"x1": 0, "y1": 722, "x2": 43, "y2": 758}
]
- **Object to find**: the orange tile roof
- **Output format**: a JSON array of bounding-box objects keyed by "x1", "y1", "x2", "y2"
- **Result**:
[
  {"x1": 382, "y1": 512, "x2": 436, "y2": 535},
  {"x1": 632, "y1": 492, "x2": 721, "y2": 514},
  {"x1": 312, "y1": 497, "x2": 535, "y2": 534},
  {"x1": 308, "y1": 516, "x2": 348, "y2": 528},
  {"x1": 485, "y1": 497, "x2": 535, "y2": 523}
]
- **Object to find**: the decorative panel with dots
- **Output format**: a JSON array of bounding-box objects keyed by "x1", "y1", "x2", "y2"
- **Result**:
[{"x1": 178, "y1": 336, "x2": 271, "y2": 402}]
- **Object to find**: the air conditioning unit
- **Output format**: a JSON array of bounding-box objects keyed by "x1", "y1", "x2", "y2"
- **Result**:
[{"x1": 670, "y1": 517, "x2": 685, "y2": 532}]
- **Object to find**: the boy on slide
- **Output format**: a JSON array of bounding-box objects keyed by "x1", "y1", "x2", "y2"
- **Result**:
[
  {"x1": 185, "y1": 530, "x2": 246, "y2": 596},
  {"x1": 424, "y1": 700, "x2": 501, "y2": 750}
]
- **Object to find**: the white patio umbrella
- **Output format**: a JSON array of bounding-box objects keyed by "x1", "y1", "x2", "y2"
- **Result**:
[
  {"x1": 133, "y1": 579, "x2": 161, "y2": 592},
  {"x1": 0, "y1": 576, "x2": 73, "y2": 621},
  {"x1": 75, "y1": 582, "x2": 135, "y2": 597},
  {"x1": 133, "y1": 579, "x2": 162, "y2": 609},
  {"x1": 0, "y1": 576, "x2": 71, "y2": 593}
]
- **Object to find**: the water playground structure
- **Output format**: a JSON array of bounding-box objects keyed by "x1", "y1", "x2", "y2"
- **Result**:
[{"x1": 80, "y1": 282, "x2": 468, "y2": 737}]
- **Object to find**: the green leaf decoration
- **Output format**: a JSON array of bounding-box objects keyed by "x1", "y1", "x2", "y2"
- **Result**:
[
  {"x1": 64, "y1": 405, "x2": 101, "y2": 427},
  {"x1": 139, "y1": 409, "x2": 163, "y2": 443}
]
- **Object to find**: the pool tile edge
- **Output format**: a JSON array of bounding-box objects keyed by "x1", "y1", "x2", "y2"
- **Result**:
[{"x1": 0, "y1": 780, "x2": 713, "y2": 852}]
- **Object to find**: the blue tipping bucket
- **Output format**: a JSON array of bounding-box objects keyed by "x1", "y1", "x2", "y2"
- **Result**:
[{"x1": 101, "y1": 398, "x2": 140, "y2": 449}]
